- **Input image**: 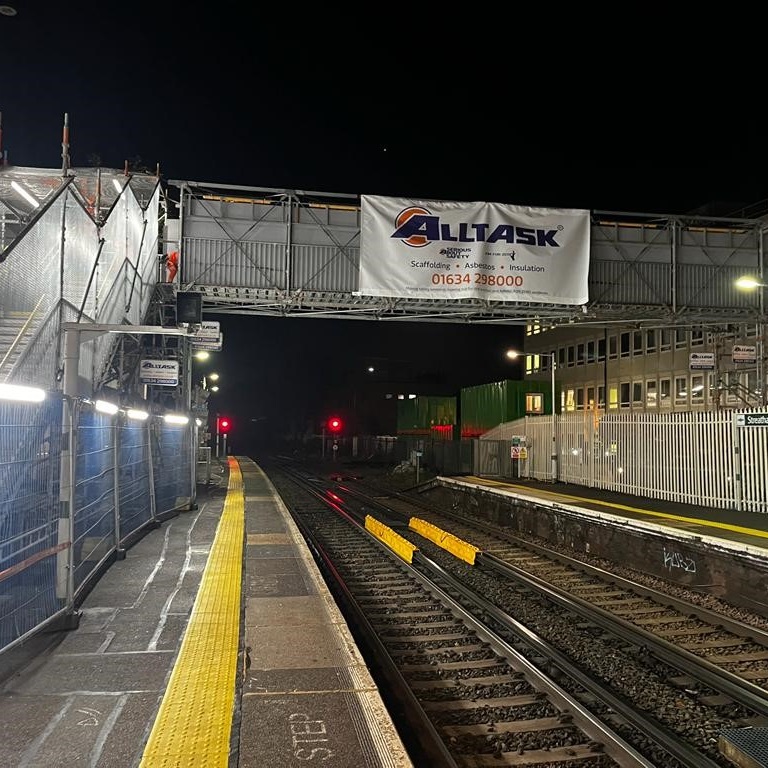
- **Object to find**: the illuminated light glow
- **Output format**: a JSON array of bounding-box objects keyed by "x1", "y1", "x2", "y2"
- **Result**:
[
  {"x1": 95, "y1": 400, "x2": 119, "y2": 415},
  {"x1": 164, "y1": 413, "x2": 189, "y2": 425},
  {"x1": 210, "y1": 385, "x2": 219, "y2": 392},
  {"x1": 218, "y1": 417, "x2": 232, "y2": 434},
  {"x1": 195, "y1": 418, "x2": 203, "y2": 427},
  {"x1": 735, "y1": 276, "x2": 766, "y2": 290},
  {"x1": 194, "y1": 351, "x2": 210, "y2": 360},
  {"x1": 11, "y1": 180, "x2": 39, "y2": 208},
  {"x1": 0, "y1": 383, "x2": 46, "y2": 402},
  {"x1": 112, "y1": 178, "x2": 123, "y2": 195},
  {"x1": 327, "y1": 416, "x2": 343, "y2": 433},
  {"x1": 127, "y1": 408, "x2": 149, "y2": 421},
  {"x1": 208, "y1": 372, "x2": 219, "y2": 381}
]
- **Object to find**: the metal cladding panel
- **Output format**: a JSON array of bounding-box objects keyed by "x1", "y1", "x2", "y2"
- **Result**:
[
  {"x1": 290, "y1": 243, "x2": 360, "y2": 293},
  {"x1": 460, "y1": 380, "x2": 515, "y2": 438},
  {"x1": 397, "y1": 395, "x2": 456, "y2": 433},
  {"x1": 183, "y1": 237, "x2": 286, "y2": 290},
  {"x1": 589, "y1": 259, "x2": 672, "y2": 306}
]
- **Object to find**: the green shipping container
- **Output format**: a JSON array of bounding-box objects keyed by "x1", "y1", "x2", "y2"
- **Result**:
[
  {"x1": 397, "y1": 395, "x2": 457, "y2": 437},
  {"x1": 460, "y1": 379, "x2": 553, "y2": 438}
]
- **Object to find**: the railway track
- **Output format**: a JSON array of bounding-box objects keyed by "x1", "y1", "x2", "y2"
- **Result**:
[{"x1": 261, "y1": 460, "x2": 760, "y2": 767}]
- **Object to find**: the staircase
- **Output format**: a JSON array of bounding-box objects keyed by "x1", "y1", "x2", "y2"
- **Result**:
[{"x1": 0, "y1": 312, "x2": 35, "y2": 383}]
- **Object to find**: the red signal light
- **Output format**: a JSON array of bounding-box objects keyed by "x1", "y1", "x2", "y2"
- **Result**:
[
  {"x1": 327, "y1": 416, "x2": 343, "y2": 434},
  {"x1": 217, "y1": 416, "x2": 232, "y2": 435}
]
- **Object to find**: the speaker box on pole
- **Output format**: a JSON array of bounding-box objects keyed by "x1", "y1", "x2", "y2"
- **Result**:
[{"x1": 176, "y1": 292, "x2": 202, "y2": 324}]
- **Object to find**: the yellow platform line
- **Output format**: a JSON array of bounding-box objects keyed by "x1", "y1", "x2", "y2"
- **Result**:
[
  {"x1": 140, "y1": 457, "x2": 244, "y2": 767},
  {"x1": 463, "y1": 475, "x2": 768, "y2": 541}
]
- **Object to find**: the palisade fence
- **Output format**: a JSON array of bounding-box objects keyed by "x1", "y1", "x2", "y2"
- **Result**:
[
  {"x1": 0, "y1": 393, "x2": 195, "y2": 657},
  {"x1": 392, "y1": 409, "x2": 768, "y2": 513}
]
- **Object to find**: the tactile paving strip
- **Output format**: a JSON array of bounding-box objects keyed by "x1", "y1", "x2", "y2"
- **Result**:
[{"x1": 140, "y1": 457, "x2": 244, "y2": 767}]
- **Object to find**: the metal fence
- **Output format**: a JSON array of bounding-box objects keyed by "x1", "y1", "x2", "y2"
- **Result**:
[
  {"x1": 0, "y1": 393, "x2": 195, "y2": 657},
  {"x1": 479, "y1": 408, "x2": 768, "y2": 512}
]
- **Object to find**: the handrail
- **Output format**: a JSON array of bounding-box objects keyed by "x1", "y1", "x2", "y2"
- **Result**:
[{"x1": 0, "y1": 294, "x2": 47, "y2": 375}]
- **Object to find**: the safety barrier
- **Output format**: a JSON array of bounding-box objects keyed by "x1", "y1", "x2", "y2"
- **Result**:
[{"x1": 0, "y1": 393, "x2": 195, "y2": 657}]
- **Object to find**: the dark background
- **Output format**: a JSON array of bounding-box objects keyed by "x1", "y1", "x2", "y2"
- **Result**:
[{"x1": 3, "y1": 3, "x2": 765, "y2": 449}]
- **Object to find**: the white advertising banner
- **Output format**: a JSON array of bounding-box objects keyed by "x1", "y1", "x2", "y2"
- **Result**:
[
  {"x1": 359, "y1": 195, "x2": 590, "y2": 304},
  {"x1": 732, "y1": 344, "x2": 757, "y2": 364},
  {"x1": 139, "y1": 359, "x2": 179, "y2": 386},
  {"x1": 191, "y1": 321, "x2": 220, "y2": 345}
]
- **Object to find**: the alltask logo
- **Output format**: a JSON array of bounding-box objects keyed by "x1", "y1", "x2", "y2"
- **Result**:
[
  {"x1": 142, "y1": 360, "x2": 176, "y2": 370},
  {"x1": 391, "y1": 206, "x2": 562, "y2": 249}
]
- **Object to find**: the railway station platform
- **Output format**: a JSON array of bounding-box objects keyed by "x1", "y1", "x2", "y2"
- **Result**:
[
  {"x1": 0, "y1": 456, "x2": 411, "y2": 768},
  {"x1": 436, "y1": 474, "x2": 768, "y2": 614}
]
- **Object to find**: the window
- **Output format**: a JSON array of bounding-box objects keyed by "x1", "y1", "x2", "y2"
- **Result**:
[
  {"x1": 660, "y1": 378, "x2": 671, "y2": 406},
  {"x1": 620, "y1": 382, "x2": 630, "y2": 407},
  {"x1": 597, "y1": 386, "x2": 605, "y2": 407},
  {"x1": 558, "y1": 347, "x2": 566, "y2": 366},
  {"x1": 675, "y1": 376, "x2": 688, "y2": 404},
  {"x1": 525, "y1": 393, "x2": 544, "y2": 414},
  {"x1": 587, "y1": 386, "x2": 595, "y2": 408},
  {"x1": 691, "y1": 329, "x2": 704, "y2": 346},
  {"x1": 633, "y1": 331, "x2": 643, "y2": 355},
  {"x1": 597, "y1": 338, "x2": 606, "y2": 362},
  {"x1": 691, "y1": 374, "x2": 704, "y2": 403},
  {"x1": 576, "y1": 387, "x2": 584, "y2": 409},
  {"x1": 708, "y1": 372, "x2": 719, "y2": 403},
  {"x1": 675, "y1": 328, "x2": 687, "y2": 348},
  {"x1": 586, "y1": 340, "x2": 595, "y2": 364},
  {"x1": 567, "y1": 346, "x2": 575, "y2": 366},
  {"x1": 632, "y1": 381, "x2": 643, "y2": 404},
  {"x1": 608, "y1": 386, "x2": 619, "y2": 409},
  {"x1": 565, "y1": 388, "x2": 576, "y2": 411},
  {"x1": 609, "y1": 335, "x2": 618, "y2": 360},
  {"x1": 620, "y1": 332, "x2": 631, "y2": 358},
  {"x1": 646, "y1": 380, "x2": 657, "y2": 407},
  {"x1": 646, "y1": 329, "x2": 656, "y2": 352},
  {"x1": 660, "y1": 329, "x2": 672, "y2": 351},
  {"x1": 577, "y1": 343, "x2": 585, "y2": 365}
]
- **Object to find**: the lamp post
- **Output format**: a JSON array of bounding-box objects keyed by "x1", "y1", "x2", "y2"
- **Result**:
[
  {"x1": 506, "y1": 349, "x2": 558, "y2": 481},
  {"x1": 734, "y1": 276, "x2": 767, "y2": 406}
]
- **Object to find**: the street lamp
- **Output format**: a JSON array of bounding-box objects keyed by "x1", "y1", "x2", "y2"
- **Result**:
[
  {"x1": 506, "y1": 349, "x2": 558, "y2": 481},
  {"x1": 735, "y1": 276, "x2": 767, "y2": 406}
]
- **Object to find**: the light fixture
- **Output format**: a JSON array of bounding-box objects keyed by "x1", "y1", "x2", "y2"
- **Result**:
[
  {"x1": 95, "y1": 399, "x2": 118, "y2": 415},
  {"x1": 11, "y1": 180, "x2": 39, "y2": 209},
  {"x1": 367, "y1": 366, "x2": 375, "y2": 373},
  {"x1": 210, "y1": 385, "x2": 219, "y2": 392},
  {"x1": 164, "y1": 413, "x2": 189, "y2": 425},
  {"x1": 0, "y1": 383, "x2": 46, "y2": 402},
  {"x1": 112, "y1": 178, "x2": 123, "y2": 195},
  {"x1": 126, "y1": 408, "x2": 149, "y2": 421},
  {"x1": 735, "y1": 276, "x2": 767, "y2": 290},
  {"x1": 208, "y1": 372, "x2": 219, "y2": 381},
  {"x1": 195, "y1": 417, "x2": 203, "y2": 427},
  {"x1": 194, "y1": 351, "x2": 210, "y2": 360}
]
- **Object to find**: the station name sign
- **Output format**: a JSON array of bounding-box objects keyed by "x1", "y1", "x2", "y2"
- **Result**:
[{"x1": 735, "y1": 412, "x2": 768, "y2": 427}]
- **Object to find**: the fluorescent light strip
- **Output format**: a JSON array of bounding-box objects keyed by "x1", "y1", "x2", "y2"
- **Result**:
[
  {"x1": 11, "y1": 180, "x2": 39, "y2": 208},
  {"x1": 0, "y1": 383, "x2": 46, "y2": 402},
  {"x1": 95, "y1": 399, "x2": 118, "y2": 415},
  {"x1": 164, "y1": 413, "x2": 189, "y2": 425},
  {"x1": 127, "y1": 408, "x2": 149, "y2": 421}
]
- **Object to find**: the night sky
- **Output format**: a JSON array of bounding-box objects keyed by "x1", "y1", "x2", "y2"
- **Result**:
[{"x1": 3, "y1": 4, "x2": 765, "y2": 448}]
